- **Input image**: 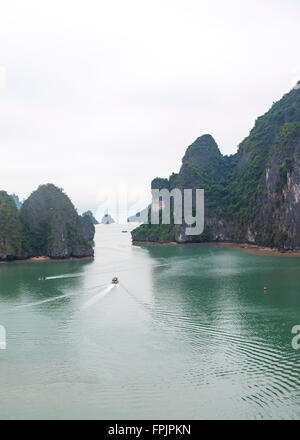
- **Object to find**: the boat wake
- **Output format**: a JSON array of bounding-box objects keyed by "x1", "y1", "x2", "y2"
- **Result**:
[
  {"x1": 81, "y1": 284, "x2": 116, "y2": 310},
  {"x1": 43, "y1": 273, "x2": 83, "y2": 280},
  {"x1": 12, "y1": 290, "x2": 79, "y2": 311}
]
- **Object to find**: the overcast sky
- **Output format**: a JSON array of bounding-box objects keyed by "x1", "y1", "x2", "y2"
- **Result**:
[{"x1": 1, "y1": 0, "x2": 300, "y2": 221}]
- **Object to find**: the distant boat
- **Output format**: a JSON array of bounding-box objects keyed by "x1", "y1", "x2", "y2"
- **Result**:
[
  {"x1": 112, "y1": 277, "x2": 119, "y2": 284},
  {"x1": 122, "y1": 230, "x2": 128, "y2": 233}
]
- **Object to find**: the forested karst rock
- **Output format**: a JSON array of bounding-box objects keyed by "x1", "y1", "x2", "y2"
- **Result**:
[
  {"x1": 0, "y1": 184, "x2": 95, "y2": 261},
  {"x1": 0, "y1": 191, "x2": 24, "y2": 260},
  {"x1": 20, "y1": 184, "x2": 94, "y2": 258},
  {"x1": 82, "y1": 210, "x2": 99, "y2": 225},
  {"x1": 82, "y1": 213, "x2": 96, "y2": 241},
  {"x1": 132, "y1": 83, "x2": 300, "y2": 249},
  {"x1": 10, "y1": 194, "x2": 22, "y2": 210}
]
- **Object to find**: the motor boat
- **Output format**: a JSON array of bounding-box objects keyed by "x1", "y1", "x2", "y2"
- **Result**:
[
  {"x1": 38, "y1": 276, "x2": 46, "y2": 281},
  {"x1": 112, "y1": 277, "x2": 119, "y2": 284}
]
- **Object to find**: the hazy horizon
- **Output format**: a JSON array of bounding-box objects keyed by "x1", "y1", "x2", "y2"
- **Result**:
[{"x1": 1, "y1": 0, "x2": 300, "y2": 220}]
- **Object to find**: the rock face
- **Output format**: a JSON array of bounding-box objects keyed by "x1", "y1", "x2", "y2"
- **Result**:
[
  {"x1": 132, "y1": 83, "x2": 300, "y2": 249},
  {"x1": 0, "y1": 191, "x2": 23, "y2": 260},
  {"x1": 82, "y1": 210, "x2": 99, "y2": 225},
  {"x1": 20, "y1": 184, "x2": 94, "y2": 258},
  {"x1": 101, "y1": 214, "x2": 115, "y2": 224},
  {"x1": 82, "y1": 213, "x2": 96, "y2": 241},
  {"x1": 10, "y1": 194, "x2": 22, "y2": 210}
]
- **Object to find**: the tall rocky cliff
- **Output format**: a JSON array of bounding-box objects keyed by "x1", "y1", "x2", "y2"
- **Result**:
[
  {"x1": 0, "y1": 191, "x2": 24, "y2": 260},
  {"x1": 82, "y1": 210, "x2": 99, "y2": 225},
  {"x1": 82, "y1": 212, "x2": 96, "y2": 242},
  {"x1": 132, "y1": 83, "x2": 300, "y2": 250},
  {"x1": 11, "y1": 194, "x2": 22, "y2": 210},
  {"x1": 21, "y1": 184, "x2": 94, "y2": 258},
  {"x1": 0, "y1": 184, "x2": 95, "y2": 261}
]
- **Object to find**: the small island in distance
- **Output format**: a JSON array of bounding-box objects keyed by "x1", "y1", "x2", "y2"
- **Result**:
[
  {"x1": 0, "y1": 183, "x2": 95, "y2": 262},
  {"x1": 101, "y1": 213, "x2": 115, "y2": 224}
]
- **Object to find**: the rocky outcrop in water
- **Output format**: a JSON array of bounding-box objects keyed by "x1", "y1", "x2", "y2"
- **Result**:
[
  {"x1": 0, "y1": 185, "x2": 96, "y2": 261},
  {"x1": 20, "y1": 184, "x2": 94, "y2": 258},
  {"x1": 0, "y1": 191, "x2": 24, "y2": 260},
  {"x1": 101, "y1": 214, "x2": 115, "y2": 224},
  {"x1": 82, "y1": 210, "x2": 99, "y2": 225},
  {"x1": 82, "y1": 212, "x2": 96, "y2": 242},
  {"x1": 132, "y1": 82, "x2": 300, "y2": 249}
]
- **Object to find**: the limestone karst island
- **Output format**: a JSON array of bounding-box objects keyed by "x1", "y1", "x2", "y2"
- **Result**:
[
  {"x1": 132, "y1": 82, "x2": 300, "y2": 250},
  {"x1": 0, "y1": 184, "x2": 95, "y2": 262}
]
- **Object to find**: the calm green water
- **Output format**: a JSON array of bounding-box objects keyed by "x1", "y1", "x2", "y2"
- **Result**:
[{"x1": 0, "y1": 224, "x2": 300, "y2": 419}]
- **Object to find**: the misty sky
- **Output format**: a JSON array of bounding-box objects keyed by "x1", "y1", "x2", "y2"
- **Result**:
[{"x1": 1, "y1": 0, "x2": 300, "y2": 221}]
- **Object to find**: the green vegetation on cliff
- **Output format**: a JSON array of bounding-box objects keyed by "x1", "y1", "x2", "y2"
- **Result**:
[
  {"x1": 82, "y1": 210, "x2": 99, "y2": 225},
  {"x1": 82, "y1": 212, "x2": 96, "y2": 242},
  {"x1": 224, "y1": 87, "x2": 300, "y2": 225},
  {"x1": 132, "y1": 83, "x2": 300, "y2": 249},
  {"x1": 0, "y1": 184, "x2": 95, "y2": 261},
  {"x1": 0, "y1": 191, "x2": 23, "y2": 260},
  {"x1": 20, "y1": 184, "x2": 94, "y2": 258}
]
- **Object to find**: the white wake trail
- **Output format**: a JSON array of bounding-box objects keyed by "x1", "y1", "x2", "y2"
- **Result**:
[
  {"x1": 14, "y1": 291, "x2": 79, "y2": 310},
  {"x1": 81, "y1": 284, "x2": 116, "y2": 310},
  {"x1": 1, "y1": 283, "x2": 109, "y2": 315},
  {"x1": 44, "y1": 273, "x2": 83, "y2": 280}
]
